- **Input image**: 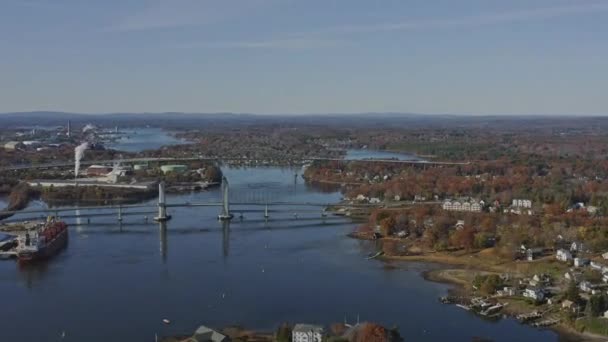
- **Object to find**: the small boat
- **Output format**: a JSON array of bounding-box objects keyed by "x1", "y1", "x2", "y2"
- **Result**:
[
  {"x1": 162, "y1": 319, "x2": 170, "y2": 324},
  {"x1": 366, "y1": 251, "x2": 384, "y2": 260},
  {"x1": 456, "y1": 304, "x2": 471, "y2": 311}
]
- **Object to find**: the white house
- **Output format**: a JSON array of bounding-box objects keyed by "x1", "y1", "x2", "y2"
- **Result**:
[
  {"x1": 523, "y1": 287, "x2": 545, "y2": 302},
  {"x1": 580, "y1": 281, "x2": 594, "y2": 293},
  {"x1": 292, "y1": 324, "x2": 324, "y2": 342},
  {"x1": 512, "y1": 199, "x2": 532, "y2": 208},
  {"x1": 369, "y1": 197, "x2": 381, "y2": 204},
  {"x1": 571, "y1": 241, "x2": 585, "y2": 253},
  {"x1": 471, "y1": 202, "x2": 482, "y2": 212},
  {"x1": 556, "y1": 249, "x2": 573, "y2": 262},
  {"x1": 442, "y1": 199, "x2": 483, "y2": 212},
  {"x1": 192, "y1": 325, "x2": 230, "y2": 342}
]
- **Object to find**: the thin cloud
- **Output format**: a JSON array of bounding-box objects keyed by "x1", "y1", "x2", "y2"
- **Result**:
[
  {"x1": 314, "y1": 2, "x2": 608, "y2": 35},
  {"x1": 179, "y1": 38, "x2": 347, "y2": 50}
]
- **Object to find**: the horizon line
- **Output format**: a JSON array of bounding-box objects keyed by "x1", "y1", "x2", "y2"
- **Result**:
[{"x1": 1, "y1": 111, "x2": 608, "y2": 118}]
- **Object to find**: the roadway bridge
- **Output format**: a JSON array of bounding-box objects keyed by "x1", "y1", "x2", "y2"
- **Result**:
[
  {"x1": 0, "y1": 155, "x2": 469, "y2": 172},
  {"x1": 0, "y1": 177, "x2": 384, "y2": 224}
]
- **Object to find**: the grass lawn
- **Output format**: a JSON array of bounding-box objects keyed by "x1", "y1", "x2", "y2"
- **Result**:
[{"x1": 575, "y1": 317, "x2": 608, "y2": 335}]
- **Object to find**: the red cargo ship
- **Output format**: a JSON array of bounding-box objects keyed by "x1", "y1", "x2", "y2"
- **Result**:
[{"x1": 16, "y1": 217, "x2": 68, "y2": 262}]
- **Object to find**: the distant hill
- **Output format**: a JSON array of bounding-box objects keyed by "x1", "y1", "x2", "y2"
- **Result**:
[{"x1": 1, "y1": 111, "x2": 607, "y2": 130}]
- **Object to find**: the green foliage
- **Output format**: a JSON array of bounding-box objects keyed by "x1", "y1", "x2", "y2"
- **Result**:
[
  {"x1": 276, "y1": 323, "x2": 292, "y2": 342},
  {"x1": 588, "y1": 294, "x2": 608, "y2": 317},
  {"x1": 473, "y1": 274, "x2": 502, "y2": 295},
  {"x1": 325, "y1": 337, "x2": 348, "y2": 342},
  {"x1": 565, "y1": 281, "x2": 581, "y2": 303}
]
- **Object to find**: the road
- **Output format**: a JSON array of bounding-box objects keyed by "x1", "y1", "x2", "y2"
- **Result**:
[{"x1": 0, "y1": 156, "x2": 470, "y2": 171}]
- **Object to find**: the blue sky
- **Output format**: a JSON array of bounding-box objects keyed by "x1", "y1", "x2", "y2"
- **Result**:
[{"x1": 1, "y1": 0, "x2": 607, "y2": 115}]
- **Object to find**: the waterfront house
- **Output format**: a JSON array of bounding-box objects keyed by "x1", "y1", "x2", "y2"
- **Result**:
[
  {"x1": 602, "y1": 252, "x2": 608, "y2": 260},
  {"x1": 579, "y1": 281, "x2": 595, "y2": 293},
  {"x1": 556, "y1": 249, "x2": 573, "y2": 262},
  {"x1": 292, "y1": 324, "x2": 324, "y2": 342},
  {"x1": 523, "y1": 287, "x2": 545, "y2": 302},
  {"x1": 526, "y1": 248, "x2": 544, "y2": 261},
  {"x1": 497, "y1": 286, "x2": 517, "y2": 297},
  {"x1": 574, "y1": 258, "x2": 590, "y2": 267},
  {"x1": 562, "y1": 300, "x2": 579, "y2": 313},
  {"x1": 190, "y1": 325, "x2": 230, "y2": 342},
  {"x1": 590, "y1": 261, "x2": 608, "y2": 273}
]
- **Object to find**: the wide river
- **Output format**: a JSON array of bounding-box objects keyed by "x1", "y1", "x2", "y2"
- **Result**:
[{"x1": 0, "y1": 166, "x2": 560, "y2": 342}]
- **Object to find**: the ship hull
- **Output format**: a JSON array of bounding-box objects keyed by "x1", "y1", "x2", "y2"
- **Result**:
[{"x1": 17, "y1": 229, "x2": 68, "y2": 263}]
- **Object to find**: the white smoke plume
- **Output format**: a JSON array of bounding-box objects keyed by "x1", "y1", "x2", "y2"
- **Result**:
[
  {"x1": 74, "y1": 142, "x2": 89, "y2": 178},
  {"x1": 82, "y1": 124, "x2": 97, "y2": 133}
]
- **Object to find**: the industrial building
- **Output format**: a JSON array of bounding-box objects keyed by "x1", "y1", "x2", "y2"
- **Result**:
[{"x1": 160, "y1": 164, "x2": 188, "y2": 174}]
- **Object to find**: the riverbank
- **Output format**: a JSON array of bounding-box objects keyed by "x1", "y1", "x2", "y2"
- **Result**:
[{"x1": 412, "y1": 257, "x2": 607, "y2": 342}]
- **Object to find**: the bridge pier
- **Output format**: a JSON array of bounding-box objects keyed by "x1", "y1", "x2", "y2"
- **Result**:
[
  {"x1": 117, "y1": 205, "x2": 123, "y2": 222},
  {"x1": 218, "y1": 176, "x2": 233, "y2": 221},
  {"x1": 154, "y1": 182, "x2": 172, "y2": 222}
]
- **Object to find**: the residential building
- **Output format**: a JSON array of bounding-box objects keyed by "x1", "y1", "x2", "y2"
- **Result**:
[
  {"x1": 292, "y1": 324, "x2": 324, "y2": 342},
  {"x1": 562, "y1": 300, "x2": 578, "y2": 313},
  {"x1": 512, "y1": 199, "x2": 532, "y2": 208},
  {"x1": 556, "y1": 249, "x2": 572, "y2": 262},
  {"x1": 523, "y1": 287, "x2": 545, "y2": 302},
  {"x1": 580, "y1": 281, "x2": 594, "y2": 293},
  {"x1": 571, "y1": 241, "x2": 585, "y2": 253},
  {"x1": 526, "y1": 248, "x2": 543, "y2": 261},
  {"x1": 442, "y1": 199, "x2": 483, "y2": 212},
  {"x1": 574, "y1": 258, "x2": 590, "y2": 267},
  {"x1": 190, "y1": 325, "x2": 230, "y2": 342}
]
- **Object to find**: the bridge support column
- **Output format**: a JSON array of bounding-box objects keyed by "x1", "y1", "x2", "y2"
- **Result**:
[
  {"x1": 154, "y1": 181, "x2": 171, "y2": 222},
  {"x1": 264, "y1": 204, "x2": 269, "y2": 220},
  {"x1": 117, "y1": 205, "x2": 123, "y2": 222},
  {"x1": 218, "y1": 176, "x2": 233, "y2": 221}
]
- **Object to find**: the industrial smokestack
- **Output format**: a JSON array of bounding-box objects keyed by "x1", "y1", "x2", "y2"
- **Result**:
[
  {"x1": 74, "y1": 142, "x2": 89, "y2": 179},
  {"x1": 67, "y1": 120, "x2": 71, "y2": 137}
]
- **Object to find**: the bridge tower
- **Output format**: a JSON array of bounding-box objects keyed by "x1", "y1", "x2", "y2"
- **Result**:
[
  {"x1": 218, "y1": 176, "x2": 233, "y2": 221},
  {"x1": 154, "y1": 181, "x2": 171, "y2": 222}
]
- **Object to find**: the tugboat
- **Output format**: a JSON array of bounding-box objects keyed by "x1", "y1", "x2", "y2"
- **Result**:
[{"x1": 16, "y1": 216, "x2": 68, "y2": 262}]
